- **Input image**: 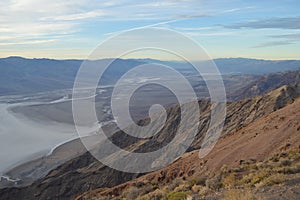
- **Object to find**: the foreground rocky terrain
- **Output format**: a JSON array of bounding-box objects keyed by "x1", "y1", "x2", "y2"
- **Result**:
[
  {"x1": 0, "y1": 81, "x2": 299, "y2": 200},
  {"x1": 1, "y1": 70, "x2": 298, "y2": 189},
  {"x1": 76, "y1": 91, "x2": 300, "y2": 200}
]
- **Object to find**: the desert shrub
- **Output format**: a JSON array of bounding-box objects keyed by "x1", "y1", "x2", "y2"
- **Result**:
[
  {"x1": 221, "y1": 165, "x2": 229, "y2": 174},
  {"x1": 222, "y1": 173, "x2": 238, "y2": 188},
  {"x1": 166, "y1": 178, "x2": 182, "y2": 192},
  {"x1": 249, "y1": 169, "x2": 271, "y2": 186},
  {"x1": 145, "y1": 184, "x2": 155, "y2": 194},
  {"x1": 278, "y1": 165, "x2": 300, "y2": 174},
  {"x1": 217, "y1": 182, "x2": 224, "y2": 189},
  {"x1": 255, "y1": 162, "x2": 264, "y2": 169},
  {"x1": 270, "y1": 156, "x2": 279, "y2": 162},
  {"x1": 137, "y1": 189, "x2": 164, "y2": 200},
  {"x1": 152, "y1": 184, "x2": 159, "y2": 190},
  {"x1": 232, "y1": 167, "x2": 245, "y2": 173},
  {"x1": 133, "y1": 181, "x2": 146, "y2": 188},
  {"x1": 192, "y1": 177, "x2": 207, "y2": 187},
  {"x1": 280, "y1": 158, "x2": 292, "y2": 166},
  {"x1": 221, "y1": 189, "x2": 258, "y2": 200},
  {"x1": 174, "y1": 184, "x2": 188, "y2": 192},
  {"x1": 199, "y1": 186, "x2": 210, "y2": 196},
  {"x1": 191, "y1": 185, "x2": 202, "y2": 193},
  {"x1": 187, "y1": 179, "x2": 196, "y2": 189},
  {"x1": 279, "y1": 152, "x2": 288, "y2": 158},
  {"x1": 148, "y1": 190, "x2": 164, "y2": 200},
  {"x1": 205, "y1": 177, "x2": 223, "y2": 190},
  {"x1": 256, "y1": 174, "x2": 285, "y2": 187},
  {"x1": 288, "y1": 150, "x2": 299, "y2": 158},
  {"x1": 167, "y1": 191, "x2": 188, "y2": 200},
  {"x1": 252, "y1": 174, "x2": 265, "y2": 185},
  {"x1": 122, "y1": 186, "x2": 141, "y2": 199},
  {"x1": 249, "y1": 164, "x2": 259, "y2": 170}
]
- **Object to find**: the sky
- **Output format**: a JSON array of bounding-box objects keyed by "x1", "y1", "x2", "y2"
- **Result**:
[{"x1": 0, "y1": 0, "x2": 299, "y2": 60}]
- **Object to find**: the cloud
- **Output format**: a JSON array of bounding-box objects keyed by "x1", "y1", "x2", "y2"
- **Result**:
[
  {"x1": 44, "y1": 10, "x2": 107, "y2": 21},
  {"x1": 103, "y1": 18, "x2": 185, "y2": 36},
  {"x1": 220, "y1": 6, "x2": 255, "y2": 14},
  {"x1": 253, "y1": 32, "x2": 300, "y2": 48},
  {"x1": 175, "y1": 13, "x2": 207, "y2": 19},
  {"x1": 0, "y1": 39, "x2": 57, "y2": 46},
  {"x1": 0, "y1": 23, "x2": 76, "y2": 34},
  {"x1": 185, "y1": 31, "x2": 235, "y2": 37},
  {"x1": 253, "y1": 41, "x2": 293, "y2": 48},
  {"x1": 103, "y1": 13, "x2": 208, "y2": 36},
  {"x1": 269, "y1": 33, "x2": 300, "y2": 40},
  {"x1": 0, "y1": 0, "x2": 204, "y2": 35},
  {"x1": 0, "y1": 0, "x2": 86, "y2": 46},
  {"x1": 174, "y1": 26, "x2": 214, "y2": 31},
  {"x1": 225, "y1": 16, "x2": 300, "y2": 29}
]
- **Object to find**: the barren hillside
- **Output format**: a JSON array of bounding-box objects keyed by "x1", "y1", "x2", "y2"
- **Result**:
[
  {"x1": 1, "y1": 84, "x2": 299, "y2": 200},
  {"x1": 77, "y1": 92, "x2": 300, "y2": 200}
]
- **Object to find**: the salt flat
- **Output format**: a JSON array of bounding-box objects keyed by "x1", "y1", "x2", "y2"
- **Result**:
[{"x1": 0, "y1": 102, "x2": 77, "y2": 174}]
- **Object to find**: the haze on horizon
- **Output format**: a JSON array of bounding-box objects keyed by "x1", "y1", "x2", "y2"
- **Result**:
[{"x1": 0, "y1": 0, "x2": 299, "y2": 60}]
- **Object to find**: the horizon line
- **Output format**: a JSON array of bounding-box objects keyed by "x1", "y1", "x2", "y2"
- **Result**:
[{"x1": 1, "y1": 55, "x2": 300, "y2": 62}]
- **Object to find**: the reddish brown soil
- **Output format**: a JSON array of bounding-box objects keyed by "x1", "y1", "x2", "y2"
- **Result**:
[{"x1": 77, "y1": 98, "x2": 300, "y2": 199}]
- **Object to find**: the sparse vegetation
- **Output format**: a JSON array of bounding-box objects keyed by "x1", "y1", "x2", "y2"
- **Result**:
[
  {"x1": 95, "y1": 150, "x2": 300, "y2": 200},
  {"x1": 122, "y1": 186, "x2": 140, "y2": 199},
  {"x1": 167, "y1": 191, "x2": 188, "y2": 200},
  {"x1": 137, "y1": 189, "x2": 164, "y2": 200},
  {"x1": 218, "y1": 150, "x2": 300, "y2": 190},
  {"x1": 221, "y1": 188, "x2": 261, "y2": 200}
]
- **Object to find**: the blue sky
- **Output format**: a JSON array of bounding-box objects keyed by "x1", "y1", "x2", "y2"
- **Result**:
[{"x1": 0, "y1": 0, "x2": 299, "y2": 60}]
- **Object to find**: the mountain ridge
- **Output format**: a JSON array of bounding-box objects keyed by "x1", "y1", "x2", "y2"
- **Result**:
[
  {"x1": 0, "y1": 56, "x2": 299, "y2": 96},
  {"x1": 0, "y1": 83, "x2": 299, "y2": 200},
  {"x1": 77, "y1": 96, "x2": 300, "y2": 200}
]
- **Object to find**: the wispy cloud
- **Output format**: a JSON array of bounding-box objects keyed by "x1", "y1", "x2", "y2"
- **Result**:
[
  {"x1": 219, "y1": 6, "x2": 255, "y2": 14},
  {"x1": 42, "y1": 10, "x2": 107, "y2": 21},
  {"x1": 103, "y1": 14, "x2": 208, "y2": 36},
  {"x1": 0, "y1": 0, "x2": 241, "y2": 49},
  {"x1": 103, "y1": 18, "x2": 185, "y2": 36},
  {"x1": 0, "y1": 39, "x2": 57, "y2": 46},
  {"x1": 0, "y1": 0, "x2": 205, "y2": 44},
  {"x1": 0, "y1": 0, "x2": 86, "y2": 47},
  {"x1": 253, "y1": 31, "x2": 300, "y2": 48},
  {"x1": 185, "y1": 31, "x2": 235, "y2": 37},
  {"x1": 253, "y1": 41, "x2": 293, "y2": 48},
  {"x1": 174, "y1": 26, "x2": 214, "y2": 31},
  {"x1": 269, "y1": 33, "x2": 300, "y2": 40},
  {"x1": 225, "y1": 16, "x2": 300, "y2": 29},
  {"x1": 0, "y1": 0, "x2": 299, "y2": 59}
]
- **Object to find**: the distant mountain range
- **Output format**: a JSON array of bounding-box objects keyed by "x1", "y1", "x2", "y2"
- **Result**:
[
  {"x1": 0, "y1": 56, "x2": 299, "y2": 96},
  {"x1": 213, "y1": 58, "x2": 300, "y2": 74},
  {"x1": 0, "y1": 57, "x2": 142, "y2": 96}
]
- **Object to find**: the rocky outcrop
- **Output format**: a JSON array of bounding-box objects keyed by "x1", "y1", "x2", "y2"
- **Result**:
[
  {"x1": 232, "y1": 69, "x2": 300, "y2": 101},
  {"x1": 76, "y1": 94, "x2": 300, "y2": 200}
]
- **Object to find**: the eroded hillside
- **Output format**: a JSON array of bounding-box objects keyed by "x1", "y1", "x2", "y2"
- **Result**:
[{"x1": 0, "y1": 84, "x2": 299, "y2": 200}]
